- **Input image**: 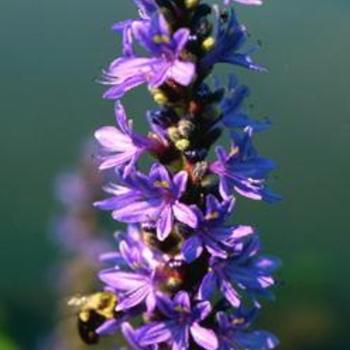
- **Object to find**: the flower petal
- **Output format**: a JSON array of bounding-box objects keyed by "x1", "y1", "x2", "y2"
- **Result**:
[
  {"x1": 198, "y1": 271, "x2": 217, "y2": 300},
  {"x1": 167, "y1": 60, "x2": 196, "y2": 86},
  {"x1": 174, "y1": 291, "x2": 191, "y2": 311},
  {"x1": 182, "y1": 236, "x2": 203, "y2": 263},
  {"x1": 138, "y1": 322, "x2": 172, "y2": 345},
  {"x1": 190, "y1": 323, "x2": 218, "y2": 350},
  {"x1": 157, "y1": 205, "x2": 173, "y2": 241},
  {"x1": 95, "y1": 126, "x2": 131, "y2": 150},
  {"x1": 220, "y1": 279, "x2": 241, "y2": 307},
  {"x1": 173, "y1": 171, "x2": 188, "y2": 197},
  {"x1": 173, "y1": 202, "x2": 198, "y2": 228},
  {"x1": 99, "y1": 270, "x2": 148, "y2": 291},
  {"x1": 236, "y1": 331, "x2": 279, "y2": 350}
]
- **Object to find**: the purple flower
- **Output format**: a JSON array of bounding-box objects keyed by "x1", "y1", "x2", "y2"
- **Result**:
[
  {"x1": 99, "y1": 226, "x2": 163, "y2": 312},
  {"x1": 181, "y1": 194, "x2": 254, "y2": 262},
  {"x1": 209, "y1": 127, "x2": 280, "y2": 202},
  {"x1": 199, "y1": 235, "x2": 281, "y2": 307},
  {"x1": 221, "y1": 75, "x2": 271, "y2": 132},
  {"x1": 216, "y1": 307, "x2": 279, "y2": 350},
  {"x1": 103, "y1": 14, "x2": 196, "y2": 99},
  {"x1": 95, "y1": 101, "x2": 161, "y2": 175},
  {"x1": 95, "y1": 163, "x2": 197, "y2": 241},
  {"x1": 201, "y1": 9, "x2": 264, "y2": 72},
  {"x1": 137, "y1": 291, "x2": 218, "y2": 350}
]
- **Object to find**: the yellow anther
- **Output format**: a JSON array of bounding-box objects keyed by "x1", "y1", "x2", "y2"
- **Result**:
[
  {"x1": 167, "y1": 276, "x2": 181, "y2": 288},
  {"x1": 185, "y1": 0, "x2": 200, "y2": 9},
  {"x1": 206, "y1": 211, "x2": 220, "y2": 220},
  {"x1": 154, "y1": 180, "x2": 170, "y2": 189},
  {"x1": 153, "y1": 34, "x2": 171, "y2": 44},
  {"x1": 202, "y1": 37, "x2": 216, "y2": 51},
  {"x1": 152, "y1": 91, "x2": 168, "y2": 105},
  {"x1": 232, "y1": 318, "x2": 245, "y2": 325},
  {"x1": 229, "y1": 146, "x2": 240, "y2": 157}
]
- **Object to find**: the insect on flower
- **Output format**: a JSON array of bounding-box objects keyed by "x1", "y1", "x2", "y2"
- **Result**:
[{"x1": 68, "y1": 292, "x2": 120, "y2": 344}]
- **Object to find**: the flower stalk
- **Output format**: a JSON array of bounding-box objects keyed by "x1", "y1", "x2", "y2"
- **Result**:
[{"x1": 73, "y1": 1, "x2": 282, "y2": 349}]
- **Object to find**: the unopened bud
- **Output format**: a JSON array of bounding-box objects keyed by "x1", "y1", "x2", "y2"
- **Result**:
[
  {"x1": 193, "y1": 161, "x2": 208, "y2": 179},
  {"x1": 168, "y1": 126, "x2": 181, "y2": 142},
  {"x1": 178, "y1": 120, "x2": 195, "y2": 138},
  {"x1": 175, "y1": 139, "x2": 190, "y2": 151},
  {"x1": 150, "y1": 88, "x2": 168, "y2": 105}
]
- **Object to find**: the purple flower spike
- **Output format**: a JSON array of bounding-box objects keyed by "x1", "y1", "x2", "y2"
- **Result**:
[
  {"x1": 95, "y1": 101, "x2": 159, "y2": 175},
  {"x1": 103, "y1": 13, "x2": 196, "y2": 99},
  {"x1": 137, "y1": 291, "x2": 219, "y2": 350},
  {"x1": 73, "y1": 0, "x2": 283, "y2": 348},
  {"x1": 95, "y1": 164, "x2": 197, "y2": 241}
]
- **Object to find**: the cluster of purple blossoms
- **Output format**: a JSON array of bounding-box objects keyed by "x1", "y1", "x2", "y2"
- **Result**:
[{"x1": 73, "y1": 0, "x2": 282, "y2": 349}]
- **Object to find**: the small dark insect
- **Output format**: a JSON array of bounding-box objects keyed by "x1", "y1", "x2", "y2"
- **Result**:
[{"x1": 68, "y1": 292, "x2": 119, "y2": 345}]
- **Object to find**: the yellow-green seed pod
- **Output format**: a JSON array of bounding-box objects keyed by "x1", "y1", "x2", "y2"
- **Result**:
[
  {"x1": 202, "y1": 37, "x2": 216, "y2": 51},
  {"x1": 175, "y1": 139, "x2": 190, "y2": 151},
  {"x1": 150, "y1": 88, "x2": 168, "y2": 105},
  {"x1": 178, "y1": 120, "x2": 195, "y2": 138},
  {"x1": 168, "y1": 126, "x2": 181, "y2": 142},
  {"x1": 153, "y1": 92, "x2": 168, "y2": 105}
]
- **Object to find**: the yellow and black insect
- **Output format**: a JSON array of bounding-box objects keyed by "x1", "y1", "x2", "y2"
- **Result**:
[{"x1": 68, "y1": 291, "x2": 119, "y2": 345}]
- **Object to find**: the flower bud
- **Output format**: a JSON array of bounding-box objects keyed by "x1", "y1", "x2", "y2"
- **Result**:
[
  {"x1": 178, "y1": 120, "x2": 195, "y2": 138},
  {"x1": 168, "y1": 126, "x2": 182, "y2": 142},
  {"x1": 150, "y1": 88, "x2": 168, "y2": 105},
  {"x1": 175, "y1": 139, "x2": 190, "y2": 151}
]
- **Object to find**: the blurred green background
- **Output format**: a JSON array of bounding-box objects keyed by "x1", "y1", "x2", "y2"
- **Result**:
[{"x1": 1, "y1": 0, "x2": 350, "y2": 349}]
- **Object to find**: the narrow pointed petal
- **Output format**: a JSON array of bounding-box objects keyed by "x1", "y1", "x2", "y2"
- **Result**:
[
  {"x1": 190, "y1": 323, "x2": 218, "y2": 350},
  {"x1": 198, "y1": 271, "x2": 217, "y2": 300},
  {"x1": 168, "y1": 60, "x2": 196, "y2": 86},
  {"x1": 99, "y1": 270, "x2": 148, "y2": 290},
  {"x1": 157, "y1": 205, "x2": 173, "y2": 241},
  {"x1": 220, "y1": 279, "x2": 241, "y2": 307},
  {"x1": 182, "y1": 236, "x2": 203, "y2": 263},
  {"x1": 138, "y1": 322, "x2": 172, "y2": 345},
  {"x1": 173, "y1": 202, "x2": 198, "y2": 228}
]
